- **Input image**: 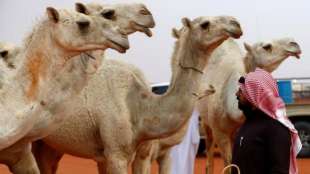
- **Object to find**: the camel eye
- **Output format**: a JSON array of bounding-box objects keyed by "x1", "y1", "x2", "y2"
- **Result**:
[
  {"x1": 262, "y1": 44, "x2": 272, "y2": 52},
  {"x1": 101, "y1": 9, "x2": 115, "y2": 20},
  {"x1": 200, "y1": 21, "x2": 210, "y2": 30},
  {"x1": 0, "y1": 50, "x2": 8, "y2": 58}
]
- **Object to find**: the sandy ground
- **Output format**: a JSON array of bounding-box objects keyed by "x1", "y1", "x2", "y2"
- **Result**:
[{"x1": 0, "y1": 155, "x2": 309, "y2": 174}]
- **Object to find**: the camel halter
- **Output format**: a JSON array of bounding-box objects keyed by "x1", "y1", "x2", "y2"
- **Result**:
[
  {"x1": 192, "y1": 92, "x2": 207, "y2": 100},
  {"x1": 83, "y1": 52, "x2": 96, "y2": 60},
  {"x1": 221, "y1": 164, "x2": 240, "y2": 174},
  {"x1": 178, "y1": 62, "x2": 204, "y2": 74}
]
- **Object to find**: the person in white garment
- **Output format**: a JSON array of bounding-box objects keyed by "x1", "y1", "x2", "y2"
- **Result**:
[{"x1": 170, "y1": 108, "x2": 200, "y2": 174}]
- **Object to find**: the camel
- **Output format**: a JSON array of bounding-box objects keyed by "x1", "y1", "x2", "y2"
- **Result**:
[
  {"x1": 32, "y1": 16, "x2": 243, "y2": 174},
  {"x1": 0, "y1": 5, "x2": 129, "y2": 150},
  {"x1": 0, "y1": 4, "x2": 132, "y2": 173},
  {"x1": 197, "y1": 38, "x2": 302, "y2": 174},
  {"x1": 0, "y1": 3, "x2": 155, "y2": 173}
]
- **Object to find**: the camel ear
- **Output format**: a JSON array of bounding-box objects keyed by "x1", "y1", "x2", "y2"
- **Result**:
[
  {"x1": 172, "y1": 28, "x2": 180, "y2": 39},
  {"x1": 243, "y1": 42, "x2": 253, "y2": 53},
  {"x1": 46, "y1": 7, "x2": 59, "y2": 23},
  {"x1": 75, "y1": 2, "x2": 90, "y2": 15},
  {"x1": 0, "y1": 50, "x2": 8, "y2": 58},
  {"x1": 181, "y1": 17, "x2": 192, "y2": 29}
]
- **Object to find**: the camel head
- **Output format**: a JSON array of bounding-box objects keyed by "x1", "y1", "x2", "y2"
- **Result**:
[
  {"x1": 177, "y1": 16, "x2": 242, "y2": 52},
  {"x1": 171, "y1": 16, "x2": 242, "y2": 71},
  {"x1": 46, "y1": 7, "x2": 129, "y2": 54},
  {"x1": 75, "y1": 2, "x2": 155, "y2": 37},
  {"x1": 0, "y1": 42, "x2": 21, "y2": 69},
  {"x1": 244, "y1": 38, "x2": 302, "y2": 72}
]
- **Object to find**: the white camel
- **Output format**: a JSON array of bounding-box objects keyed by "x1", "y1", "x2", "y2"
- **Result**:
[
  {"x1": 32, "y1": 16, "x2": 242, "y2": 174},
  {"x1": 0, "y1": 5, "x2": 129, "y2": 150},
  {"x1": 0, "y1": 4, "x2": 131, "y2": 173},
  {"x1": 197, "y1": 38, "x2": 302, "y2": 174}
]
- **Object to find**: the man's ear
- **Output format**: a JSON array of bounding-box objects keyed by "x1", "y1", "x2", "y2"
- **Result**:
[{"x1": 46, "y1": 7, "x2": 60, "y2": 23}]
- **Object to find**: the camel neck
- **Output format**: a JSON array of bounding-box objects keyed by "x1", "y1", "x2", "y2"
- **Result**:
[
  {"x1": 137, "y1": 33, "x2": 209, "y2": 140},
  {"x1": 12, "y1": 22, "x2": 74, "y2": 102},
  {"x1": 243, "y1": 52, "x2": 256, "y2": 73}
]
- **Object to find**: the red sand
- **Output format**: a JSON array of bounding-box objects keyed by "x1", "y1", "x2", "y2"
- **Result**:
[{"x1": 0, "y1": 155, "x2": 309, "y2": 174}]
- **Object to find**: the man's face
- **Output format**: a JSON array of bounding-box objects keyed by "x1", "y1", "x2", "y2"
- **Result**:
[{"x1": 236, "y1": 88, "x2": 252, "y2": 111}]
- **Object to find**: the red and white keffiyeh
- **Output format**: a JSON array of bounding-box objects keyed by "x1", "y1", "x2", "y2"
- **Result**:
[{"x1": 239, "y1": 68, "x2": 302, "y2": 174}]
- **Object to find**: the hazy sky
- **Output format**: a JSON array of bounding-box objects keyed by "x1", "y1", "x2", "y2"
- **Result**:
[{"x1": 0, "y1": 0, "x2": 309, "y2": 83}]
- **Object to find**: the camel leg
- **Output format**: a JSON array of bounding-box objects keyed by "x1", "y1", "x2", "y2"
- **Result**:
[
  {"x1": 105, "y1": 154, "x2": 128, "y2": 174},
  {"x1": 204, "y1": 124, "x2": 215, "y2": 174},
  {"x1": 32, "y1": 140, "x2": 64, "y2": 174},
  {"x1": 132, "y1": 141, "x2": 154, "y2": 174},
  {"x1": 7, "y1": 143, "x2": 40, "y2": 174},
  {"x1": 157, "y1": 149, "x2": 172, "y2": 174},
  {"x1": 97, "y1": 161, "x2": 107, "y2": 174},
  {"x1": 132, "y1": 153, "x2": 152, "y2": 174},
  {"x1": 214, "y1": 131, "x2": 232, "y2": 174}
]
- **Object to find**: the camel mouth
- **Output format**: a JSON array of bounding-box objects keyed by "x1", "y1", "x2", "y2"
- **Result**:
[
  {"x1": 131, "y1": 22, "x2": 153, "y2": 37},
  {"x1": 225, "y1": 30, "x2": 242, "y2": 39},
  {"x1": 106, "y1": 39, "x2": 129, "y2": 53},
  {"x1": 287, "y1": 51, "x2": 301, "y2": 59}
]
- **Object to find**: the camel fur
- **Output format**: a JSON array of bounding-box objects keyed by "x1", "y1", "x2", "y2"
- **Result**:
[
  {"x1": 197, "y1": 38, "x2": 301, "y2": 174},
  {"x1": 32, "y1": 16, "x2": 242, "y2": 174}
]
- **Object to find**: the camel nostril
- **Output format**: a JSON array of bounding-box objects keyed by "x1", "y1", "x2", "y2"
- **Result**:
[
  {"x1": 116, "y1": 28, "x2": 127, "y2": 37},
  {"x1": 230, "y1": 20, "x2": 241, "y2": 29},
  {"x1": 289, "y1": 42, "x2": 299, "y2": 48},
  {"x1": 77, "y1": 20, "x2": 90, "y2": 30},
  {"x1": 287, "y1": 41, "x2": 301, "y2": 55}
]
